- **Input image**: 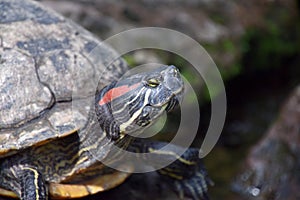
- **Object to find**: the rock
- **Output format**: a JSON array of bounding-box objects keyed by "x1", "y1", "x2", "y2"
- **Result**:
[{"x1": 232, "y1": 85, "x2": 300, "y2": 200}]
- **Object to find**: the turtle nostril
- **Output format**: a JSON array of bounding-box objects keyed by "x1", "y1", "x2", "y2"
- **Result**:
[
  {"x1": 172, "y1": 69, "x2": 177, "y2": 76},
  {"x1": 168, "y1": 66, "x2": 179, "y2": 77}
]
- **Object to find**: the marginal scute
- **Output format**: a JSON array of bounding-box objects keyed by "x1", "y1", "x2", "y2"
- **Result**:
[
  {"x1": 2, "y1": 120, "x2": 47, "y2": 158},
  {"x1": 0, "y1": 120, "x2": 55, "y2": 158},
  {"x1": 49, "y1": 164, "x2": 133, "y2": 199},
  {"x1": 0, "y1": 187, "x2": 17, "y2": 198}
]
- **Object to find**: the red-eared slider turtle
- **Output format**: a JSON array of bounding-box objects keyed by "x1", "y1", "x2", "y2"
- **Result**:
[{"x1": 0, "y1": 0, "x2": 211, "y2": 200}]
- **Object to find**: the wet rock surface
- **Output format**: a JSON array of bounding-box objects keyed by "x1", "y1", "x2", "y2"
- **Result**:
[{"x1": 233, "y1": 85, "x2": 300, "y2": 200}]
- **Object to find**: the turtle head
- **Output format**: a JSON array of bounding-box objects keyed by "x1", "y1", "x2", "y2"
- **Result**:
[{"x1": 95, "y1": 65, "x2": 184, "y2": 140}]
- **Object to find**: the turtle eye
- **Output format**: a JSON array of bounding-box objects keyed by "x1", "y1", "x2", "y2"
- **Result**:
[{"x1": 146, "y1": 78, "x2": 160, "y2": 88}]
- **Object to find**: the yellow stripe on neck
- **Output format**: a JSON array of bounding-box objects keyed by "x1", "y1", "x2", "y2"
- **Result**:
[
  {"x1": 20, "y1": 167, "x2": 40, "y2": 200},
  {"x1": 119, "y1": 90, "x2": 151, "y2": 133}
]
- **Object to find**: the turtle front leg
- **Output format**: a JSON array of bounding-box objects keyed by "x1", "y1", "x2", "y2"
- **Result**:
[
  {"x1": 0, "y1": 165, "x2": 48, "y2": 200},
  {"x1": 130, "y1": 140, "x2": 213, "y2": 200},
  {"x1": 155, "y1": 148, "x2": 213, "y2": 200}
]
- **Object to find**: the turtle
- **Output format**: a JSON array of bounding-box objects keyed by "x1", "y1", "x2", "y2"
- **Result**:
[{"x1": 0, "y1": 0, "x2": 212, "y2": 200}]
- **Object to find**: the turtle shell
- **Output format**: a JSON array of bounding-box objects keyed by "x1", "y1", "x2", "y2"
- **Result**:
[{"x1": 0, "y1": 0, "x2": 127, "y2": 158}]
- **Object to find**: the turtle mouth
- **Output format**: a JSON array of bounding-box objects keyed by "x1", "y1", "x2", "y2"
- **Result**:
[
  {"x1": 150, "y1": 94, "x2": 180, "y2": 113},
  {"x1": 165, "y1": 95, "x2": 180, "y2": 112},
  {"x1": 152, "y1": 89, "x2": 183, "y2": 112}
]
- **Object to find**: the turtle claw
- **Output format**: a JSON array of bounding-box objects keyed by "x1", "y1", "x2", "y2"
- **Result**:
[
  {"x1": 174, "y1": 169, "x2": 213, "y2": 200},
  {"x1": 155, "y1": 148, "x2": 213, "y2": 200},
  {"x1": 161, "y1": 162, "x2": 213, "y2": 200},
  {"x1": 128, "y1": 139, "x2": 213, "y2": 200}
]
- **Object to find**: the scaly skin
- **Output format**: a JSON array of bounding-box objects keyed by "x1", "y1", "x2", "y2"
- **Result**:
[{"x1": 0, "y1": 65, "x2": 211, "y2": 200}]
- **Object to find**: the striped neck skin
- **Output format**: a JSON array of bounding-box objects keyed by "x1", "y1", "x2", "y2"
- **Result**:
[{"x1": 94, "y1": 65, "x2": 184, "y2": 141}]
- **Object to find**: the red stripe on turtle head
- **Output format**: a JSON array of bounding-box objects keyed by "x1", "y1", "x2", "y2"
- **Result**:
[{"x1": 99, "y1": 83, "x2": 140, "y2": 106}]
